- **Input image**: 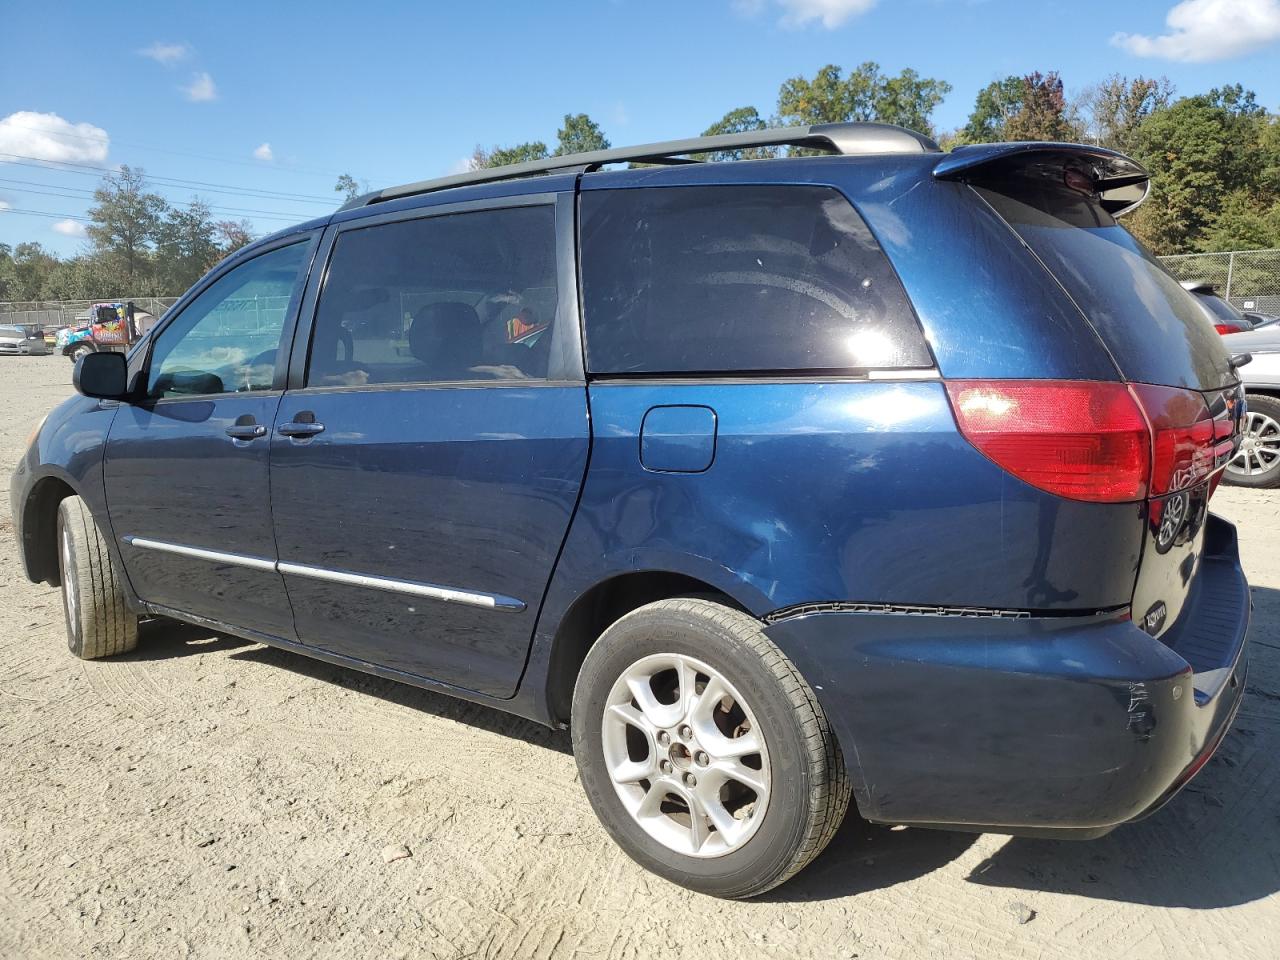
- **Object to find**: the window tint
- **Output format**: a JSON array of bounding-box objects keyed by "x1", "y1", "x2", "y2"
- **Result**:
[
  {"x1": 1196, "y1": 293, "x2": 1244, "y2": 325},
  {"x1": 308, "y1": 206, "x2": 558, "y2": 387},
  {"x1": 147, "y1": 241, "x2": 308, "y2": 398},
  {"x1": 579, "y1": 185, "x2": 930, "y2": 374},
  {"x1": 975, "y1": 180, "x2": 1234, "y2": 390}
]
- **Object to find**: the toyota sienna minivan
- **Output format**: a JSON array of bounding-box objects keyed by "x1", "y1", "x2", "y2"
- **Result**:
[{"x1": 11, "y1": 122, "x2": 1251, "y2": 898}]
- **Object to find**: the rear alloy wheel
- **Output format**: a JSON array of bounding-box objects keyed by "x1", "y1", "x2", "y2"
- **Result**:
[
  {"x1": 1225, "y1": 395, "x2": 1280, "y2": 488},
  {"x1": 56, "y1": 495, "x2": 138, "y2": 659},
  {"x1": 572, "y1": 598, "x2": 850, "y2": 898}
]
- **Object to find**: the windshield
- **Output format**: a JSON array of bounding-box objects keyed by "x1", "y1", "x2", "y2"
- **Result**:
[{"x1": 976, "y1": 179, "x2": 1235, "y2": 390}]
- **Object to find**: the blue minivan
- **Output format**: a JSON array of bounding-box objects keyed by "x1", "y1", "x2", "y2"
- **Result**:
[{"x1": 10, "y1": 123, "x2": 1251, "y2": 897}]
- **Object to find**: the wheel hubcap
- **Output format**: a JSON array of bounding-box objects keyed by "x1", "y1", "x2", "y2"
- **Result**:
[
  {"x1": 600, "y1": 653, "x2": 770, "y2": 859},
  {"x1": 1228, "y1": 411, "x2": 1280, "y2": 477}
]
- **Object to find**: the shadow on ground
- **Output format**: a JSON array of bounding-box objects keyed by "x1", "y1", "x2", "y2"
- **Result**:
[
  {"x1": 125, "y1": 585, "x2": 1280, "y2": 907},
  {"x1": 228, "y1": 637, "x2": 573, "y2": 755}
]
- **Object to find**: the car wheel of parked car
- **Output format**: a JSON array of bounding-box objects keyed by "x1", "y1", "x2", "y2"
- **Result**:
[
  {"x1": 571, "y1": 598, "x2": 850, "y2": 898},
  {"x1": 1225, "y1": 395, "x2": 1280, "y2": 488},
  {"x1": 56, "y1": 496, "x2": 138, "y2": 659}
]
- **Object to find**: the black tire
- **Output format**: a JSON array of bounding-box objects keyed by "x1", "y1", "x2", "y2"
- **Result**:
[
  {"x1": 1224, "y1": 394, "x2": 1280, "y2": 489},
  {"x1": 56, "y1": 495, "x2": 138, "y2": 659},
  {"x1": 69, "y1": 343, "x2": 94, "y2": 363},
  {"x1": 571, "y1": 598, "x2": 850, "y2": 898}
]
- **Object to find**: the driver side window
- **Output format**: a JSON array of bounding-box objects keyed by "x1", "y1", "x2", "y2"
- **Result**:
[{"x1": 146, "y1": 241, "x2": 309, "y2": 398}]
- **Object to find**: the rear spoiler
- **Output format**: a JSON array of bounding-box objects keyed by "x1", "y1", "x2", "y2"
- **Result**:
[{"x1": 933, "y1": 142, "x2": 1150, "y2": 217}]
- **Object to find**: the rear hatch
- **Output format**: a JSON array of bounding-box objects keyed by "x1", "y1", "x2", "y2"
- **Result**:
[{"x1": 936, "y1": 145, "x2": 1244, "y2": 663}]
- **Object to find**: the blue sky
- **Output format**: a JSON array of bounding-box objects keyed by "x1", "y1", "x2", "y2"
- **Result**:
[{"x1": 2, "y1": 0, "x2": 1279, "y2": 258}]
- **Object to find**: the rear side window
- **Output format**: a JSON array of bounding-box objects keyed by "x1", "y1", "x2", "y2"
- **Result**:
[
  {"x1": 974, "y1": 180, "x2": 1234, "y2": 390},
  {"x1": 579, "y1": 185, "x2": 931, "y2": 374},
  {"x1": 309, "y1": 205, "x2": 557, "y2": 387}
]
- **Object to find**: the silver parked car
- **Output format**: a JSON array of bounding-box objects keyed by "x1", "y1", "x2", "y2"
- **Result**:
[
  {"x1": 1220, "y1": 323, "x2": 1280, "y2": 487},
  {"x1": 0, "y1": 324, "x2": 51, "y2": 356}
]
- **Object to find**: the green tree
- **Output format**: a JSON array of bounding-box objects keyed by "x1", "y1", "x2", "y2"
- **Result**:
[
  {"x1": 960, "y1": 76, "x2": 1025, "y2": 143},
  {"x1": 776, "y1": 62, "x2": 951, "y2": 135},
  {"x1": 1126, "y1": 95, "x2": 1262, "y2": 253},
  {"x1": 334, "y1": 173, "x2": 362, "y2": 202},
  {"x1": 555, "y1": 113, "x2": 610, "y2": 156},
  {"x1": 875, "y1": 68, "x2": 953, "y2": 134},
  {"x1": 701, "y1": 106, "x2": 777, "y2": 160},
  {"x1": 1002, "y1": 72, "x2": 1076, "y2": 142},
  {"x1": 155, "y1": 200, "x2": 220, "y2": 292},
  {"x1": 475, "y1": 141, "x2": 550, "y2": 168},
  {"x1": 1198, "y1": 84, "x2": 1266, "y2": 118},
  {"x1": 40, "y1": 254, "x2": 125, "y2": 300},
  {"x1": 85, "y1": 165, "x2": 168, "y2": 284}
]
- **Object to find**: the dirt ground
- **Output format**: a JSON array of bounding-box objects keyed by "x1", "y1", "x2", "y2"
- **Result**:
[{"x1": 1, "y1": 353, "x2": 1277, "y2": 960}]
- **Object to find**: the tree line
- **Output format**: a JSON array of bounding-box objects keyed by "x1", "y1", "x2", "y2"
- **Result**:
[
  {"x1": 0, "y1": 165, "x2": 255, "y2": 303},
  {"x1": 4, "y1": 63, "x2": 1278, "y2": 304}
]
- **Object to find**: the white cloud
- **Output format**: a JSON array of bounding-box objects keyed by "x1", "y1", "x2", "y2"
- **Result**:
[
  {"x1": 139, "y1": 41, "x2": 190, "y2": 65},
  {"x1": 0, "y1": 200, "x2": 11, "y2": 211},
  {"x1": 737, "y1": 0, "x2": 878, "y2": 28},
  {"x1": 183, "y1": 72, "x2": 218, "y2": 102},
  {"x1": 1112, "y1": 0, "x2": 1280, "y2": 62},
  {"x1": 446, "y1": 156, "x2": 473, "y2": 175},
  {"x1": 52, "y1": 219, "x2": 87, "y2": 237},
  {"x1": 0, "y1": 111, "x2": 110, "y2": 164},
  {"x1": 253, "y1": 142, "x2": 274, "y2": 161}
]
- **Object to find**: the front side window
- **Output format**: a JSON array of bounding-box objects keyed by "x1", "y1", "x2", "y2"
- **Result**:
[
  {"x1": 307, "y1": 205, "x2": 558, "y2": 388},
  {"x1": 146, "y1": 241, "x2": 309, "y2": 398},
  {"x1": 579, "y1": 184, "x2": 931, "y2": 375}
]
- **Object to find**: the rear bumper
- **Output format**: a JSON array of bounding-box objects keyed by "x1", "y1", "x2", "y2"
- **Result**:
[{"x1": 763, "y1": 513, "x2": 1250, "y2": 835}]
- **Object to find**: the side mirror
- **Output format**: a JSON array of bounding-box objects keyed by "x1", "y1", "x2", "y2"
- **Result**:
[{"x1": 73, "y1": 351, "x2": 130, "y2": 400}]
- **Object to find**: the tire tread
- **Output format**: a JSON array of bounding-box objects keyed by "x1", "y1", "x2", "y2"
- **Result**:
[{"x1": 58, "y1": 496, "x2": 137, "y2": 660}]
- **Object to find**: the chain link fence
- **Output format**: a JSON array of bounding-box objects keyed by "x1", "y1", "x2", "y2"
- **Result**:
[
  {"x1": 0, "y1": 297, "x2": 180, "y2": 330},
  {"x1": 1159, "y1": 249, "x2": 1280, "y2": 316}
]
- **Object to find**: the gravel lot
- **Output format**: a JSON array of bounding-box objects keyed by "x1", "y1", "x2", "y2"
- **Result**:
[{"x1": 1, "y1": 353, "x2": 1277, "y2": 960}]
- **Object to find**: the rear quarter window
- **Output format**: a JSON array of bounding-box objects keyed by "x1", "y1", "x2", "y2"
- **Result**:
[
  {"x1": 974, "y1": 180, "x2": 1234, "y2": 390},
  {"x1": 579, "y1": 184, "x2": 931, "y2": 375}
]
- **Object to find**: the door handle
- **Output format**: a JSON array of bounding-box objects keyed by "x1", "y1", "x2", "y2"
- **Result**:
[
  {"x1": 225, "y1": 418, "x2": 266, "y2": 441},
  {"x1": 278, "y1": 415, "x2": 325, "y2": 438}
]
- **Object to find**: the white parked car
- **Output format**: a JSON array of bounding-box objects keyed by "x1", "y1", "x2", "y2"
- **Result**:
[{"x1": 0, "y1": 324, "x2": 51, "y2": 356}]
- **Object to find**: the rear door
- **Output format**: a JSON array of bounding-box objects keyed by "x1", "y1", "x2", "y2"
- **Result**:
[
  {"x1": 104, "y1": 235, "x2": 316, "y2": 636},
  {"x1": 269, "y1": 194, "x2": 588, "y2": 697}
]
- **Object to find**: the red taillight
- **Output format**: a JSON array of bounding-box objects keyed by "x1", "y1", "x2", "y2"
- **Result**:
[
  {"x1": 946, "y1": 381, "x2": 1150, "y2": 502},
  {"x1": 946, "y1": 380, "x2": 1232, "y2": 503},
  {"x1": 1214, "y1": 324, "x2": 1239, "y2": 335},
  {"x1": 1131, "y1": 383, "x2": 1231, "y2": 496}
]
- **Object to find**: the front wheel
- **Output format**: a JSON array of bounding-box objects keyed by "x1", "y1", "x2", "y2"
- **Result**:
[
  {"x1": 69, "y1": 343, "x2": 94, "y2": 362},
  {"x1": 56, "y1": 495, "x2": 138, "y2": 659},
  {"x1": 571, "y1": 598, "x2": 850, "y2": 898},
  {"x1": 1224, "y1": 394, "x2": 1280, "y2": 488}
]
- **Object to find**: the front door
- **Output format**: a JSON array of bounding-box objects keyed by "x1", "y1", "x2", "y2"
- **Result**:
[
  {"x1": 104, "y1": 237, "x2": 314, "y2": 637},
  {"x1": 270, "y1": 200, "x2": 589, "y2": 697}
]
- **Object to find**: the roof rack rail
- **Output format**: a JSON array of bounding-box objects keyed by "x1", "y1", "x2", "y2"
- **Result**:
[{"x1": 341, "y1": 121, "x2": 940, "y2": 210}]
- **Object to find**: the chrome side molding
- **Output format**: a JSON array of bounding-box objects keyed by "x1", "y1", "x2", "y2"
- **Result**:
[
  {"x1": 277, "y1": 560, "x2": 525, "y2": 611},
  {"x1": 121, "y1": 536, "x2": 277, "y2": 571},
  {"x1": 121, "y1": 535, "x2": 524, "y2": 613}
]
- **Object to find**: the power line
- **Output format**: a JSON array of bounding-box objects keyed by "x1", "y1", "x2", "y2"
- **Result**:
[
  {"x1": 0, "y1": 152, "x2": 336, "y2": 203},
  {"x1": 0, "y1": 206, "x2": 93, "y2": 222},
  {"x1": 0, "y1": 178, "x2": 310, "y2": 221}
]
